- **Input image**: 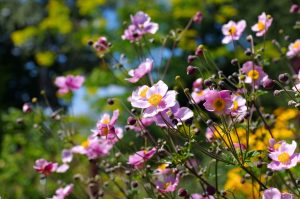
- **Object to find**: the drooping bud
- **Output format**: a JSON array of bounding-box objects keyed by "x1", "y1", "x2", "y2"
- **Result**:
[
  {"x1": 195, "y1": 45, "x2": 204, "y2": 56},
  {"x1": 187, "y1": 55, "x2": 197, "y2": 64},
  {"x1": 193, "y1": 11, "x2": 203, "y2": 24},
  {"x1": 22, "y1": 103, "x2": 32, "y2": 113},
  {"x1": 290, "y1": 4, "x2": 300, "y2": 13},
  {"x1": 262, "y1": 76, "x2": 274, "y2": 89}
]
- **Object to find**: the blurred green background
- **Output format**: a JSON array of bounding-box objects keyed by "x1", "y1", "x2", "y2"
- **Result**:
[{"x1": 0, "y1": 0, "x2": 298, "y2": 198}]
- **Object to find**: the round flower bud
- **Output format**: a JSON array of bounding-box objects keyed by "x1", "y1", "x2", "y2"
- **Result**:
[
  {"x1": 178, "y1": 188, "x2": 188, "y2": 197},
  {"x1": 187, "y1": 65, "x2": 197, "y2": 75},
  {"x1": 127, "y1": 116, "x2": 137, "y2": 125},
  {"x1": 262, "y1": 78, "x2": 274, "y2": 89},
  {"x1": 218, "y1": 81, "x2": 226, "y2": 89},
  {"x1": 107, "y1": 98, "x2": 114, "y2": 105},
  {"x1": 278, "y1": 73, "x2": 289, "y2": 83},
  {"x1": 206, "y1": 185, "x2": 216, "y2": 195},
  {"x1": 231, "y1": 58, "x2": 238, "y2": 66},
  {"x1": 195, "y1": 45, "x2": 204, "y2": 56},
  {"x1": 206, "y1": 119, "x2": 213, "y2": 126},
  {"x1": 204, "y1": 79, "x2": 213, "y2": 87},
  {"x1": 221, "y1": 190, "x2": 227, "y2": 197},
  {"x1": 88, "y1": 40, "x2": 94, "y2": 46},
  {"x1": 187, "y1": 55, "x2": 197, "y2": 64},
  {"x1": 245, "y1": 48, "x2": 252, "y2": 56},
  {"x1": 239, "y1": 75, "x2": 246, "y2": 81},
  {"x1": 246, "y1": 35, "x2": 252, "y2": 42},
  {"x1": 273, "y1": 90, "x2": 282, "y2": 96},
  {"x1": 290, "y1": 4, "x2": 300, "y2": 13},
  {"x1": 131, "y1": 181, "x2": 138, "y2": 188},
  {"x1": 172, "y1": 118, "x2": 178, "y2": 125},
  {"x1": 185, "y1": 117, "x2": 193, "y2": 126},
  {"x1": 193, "y1": 11, "x2": 203, "y2": 24}
]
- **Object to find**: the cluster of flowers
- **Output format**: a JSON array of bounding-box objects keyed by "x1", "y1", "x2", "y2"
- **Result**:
[{"x1": 26, "y1": 6, "x2": 300, "y2": 198}]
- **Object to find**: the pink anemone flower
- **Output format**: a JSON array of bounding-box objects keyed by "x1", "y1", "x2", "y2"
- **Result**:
[
  {"x1": 191, "y1": 88, "x2": 210, "y2": 104},
  {"x1": 71, "y1": 137, "x2": 113, "y2": 160},
  {"x1": 93, "y1": 36, "x2": 109, "y2": 57},
  {"x1": 122, "y1": 11, "x2": 158, "y2": 41},
  {"x1": 267, "y1": 140, "x2": 300, "y2": 171},
  {"x1": 203, "y1": 90, "x2": 233, "y2": 115},
  {"x1": 262, "y1": 187, "x2": 294, "y2": 199},
  {"x1": 230, "y1": 94, "x2": 247, "y2": 118},
  {"x1": 131, "y1": 80, "x2": 177, "y2": 118},
  {"x1": 155, "y1": 166, "x2": 180, "y2": 193},
  {"x1": 33, "y1": 159, "x2": 58, "y2": 176},
  {"x1": 54, "y1": 75, "x2": 84, "y2": 94},
  {"x1": 268, "y1": 138, "x2": 284, "y2": 152},
  {"x1": 56, "y1": 149, "x2": 73, "y2": 173},
  {"x1": 128, "y1": 147, "x2": 156, "y2": 169},
  {"x1": 91, "y1": 110, "x2": 119, "y2": 138},
  {"x1": 154, "y1": 102, "x2": 193, "y2": 128},
  {"x1": 241, "y1": 61, "x2": 267, "y2": 88},
  {"x1": 53, "y1": 184, "x2": 73, "y2": 199},
  {"x1": 251, "y1": 12, "x2": 273, "y2": 37},
  {"x1": 287, "y1": 39, "x2": 300, "y2": 58},
  {"x1": 221, "y1": 20, "x2": 246, "y2": 44},
  {"x1": 126, "y1": 58, "x2": 153, "y2": 83}
]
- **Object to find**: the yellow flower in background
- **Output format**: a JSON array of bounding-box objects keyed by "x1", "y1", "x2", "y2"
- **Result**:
[
  {"x1": 11, "y1": 26, "x2": 37, "y2": 46},
  {"x1": 220, "y1": 5, "x2": 237, "y2": 17},
  {"x1": 39, "y1": 0, "x2": 72, "y2": 34},
  {"x1": 274, "y1": 108, "x2": 298, "y2": 121},
  {"x1": 224, "y1": 168, "x2": 259, "y2": 199},
  {"x1": 35, "y1": 51, "x2": 56, "y2": 67},
  {"x1": 76, "y1": 0, "x2": 105, "y2": 15}
]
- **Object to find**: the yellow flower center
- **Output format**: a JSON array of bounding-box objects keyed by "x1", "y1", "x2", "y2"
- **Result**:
[
  {"x1": 196, "y1": 90, "x2": 204, "y2": 96},
  {"x1": 247, "y1": 70, "x2": 260, "y2": 80},
  {"x1": 102, "y1": 118, "x2": 110, "y2": 125},
  {"x1": 228, "y1": 26, "x2": 237, "y2": 35},
  {"x1": 81, "y1": 140, "x2": 90, "y2": 149},
  {"x1": 164, "y1": 182, "x2": 171, "y2": 189},
  {"x1": 278, "y1": 152, "x2": 290, "y2": 164},
  {"x1": 232, "y1": 100, "x2": 239, "y2": 111},
  {"x1": 158, "y1": 163, "x2": 168, "y2": 171},
  {"x1": 257, "y1": 21, "x2": 265, "y2": 31},
  {"x1": 273, "y1": 143, "x2": 281, "y2": 150},
  {"x1": 292, "y1": 41, "x2": 300, "y2": 49},
  {"x1": 213, "y1": 98, "x2": 226, "y2": 111},
  {"x1": 148, "y1": 94, "x2": 163, "y2": 106},
  {"x1": 139, "y1": 86, "x2": 149, "y2": 98}
]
